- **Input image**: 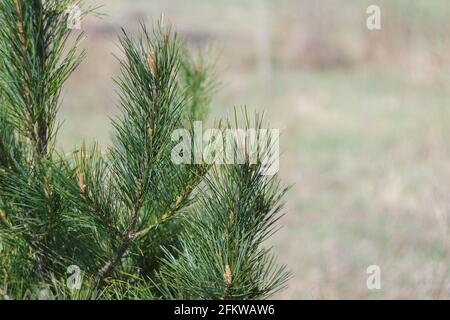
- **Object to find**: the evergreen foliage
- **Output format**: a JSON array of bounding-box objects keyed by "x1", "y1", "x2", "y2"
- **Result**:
[{"x1": 0, "y1": 0, "x2": 290, "y2": 300}]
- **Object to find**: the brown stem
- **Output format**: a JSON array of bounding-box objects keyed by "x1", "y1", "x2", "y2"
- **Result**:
[
  {"x1": 131, "y1": 176, "x2": 198, "y2": 240},
  {"x1": 14, "y1": 1, "x2": 50, "y2": 281},
  {"x1": 96, "y1": 52, "x2": 164, "y2": 284},
  {"x1": 14, "y1": 1, "x2": 40, "y2": 154},
  {"x1": 15, "y1": 0, "x2": 49, "y2": 157},
  {"x1": 95, "y1": 236, "x2": 132, "y2": 284},
  {"x1": 95, "y1": 187, "x2": 143, "y2": 284},
  {"x1": 95, "y1": 176, "x2": 199, "y2": 284}
]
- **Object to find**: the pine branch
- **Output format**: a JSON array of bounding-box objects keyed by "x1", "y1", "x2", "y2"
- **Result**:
[
  {"x1": 0, "y1": 0, "x2": 87, "y2": 280},
  {"x1": 12, "y1": 0, "x2": 39, "y2": 154},
  {"x1": 0, "y1": 8, "x2": 290, "y2": 299},
  {"x1": 131, "y1": 174, "x2": 200, "y2": 240},
  {"x1": 95, "y1": 22, "x2": 186, "y2": 283},
  {"x1": 0, "y1": 0, "x2": 86, "y2": 158},
  {"x1": 155, "y1": 111, "x2": 291, "y2": 300}
]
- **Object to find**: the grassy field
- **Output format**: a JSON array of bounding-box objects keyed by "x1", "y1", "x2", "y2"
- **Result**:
[{"x1": 57, "y1": 0, "x2": 450, "y2": 299}]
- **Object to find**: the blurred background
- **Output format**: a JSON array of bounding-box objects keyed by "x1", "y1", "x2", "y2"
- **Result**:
[{"x1": 59, "y1": 0, "x2": 450, "y2": 299}]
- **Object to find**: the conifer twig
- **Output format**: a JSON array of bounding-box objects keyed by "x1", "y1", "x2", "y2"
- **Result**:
[
  {"x1": 13, "y1": 0, "x2": 40, "y2": 155},
  {"x1": 95, "y1": 186, "x2": 143, "y2": 283}
]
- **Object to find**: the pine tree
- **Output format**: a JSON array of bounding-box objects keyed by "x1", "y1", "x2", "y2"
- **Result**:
[{"x1": 0, "y1": 0, "x2": 290, "y2": 300}]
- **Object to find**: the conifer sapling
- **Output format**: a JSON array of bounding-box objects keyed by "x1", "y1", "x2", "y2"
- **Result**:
[{"x1": 0, "y1": 0, "x2": 291, "y2": 300}]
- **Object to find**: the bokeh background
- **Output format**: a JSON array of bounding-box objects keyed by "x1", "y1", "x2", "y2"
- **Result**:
[{"x1": 59, "y1": 0, "x2": 450, "y2": 299}]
